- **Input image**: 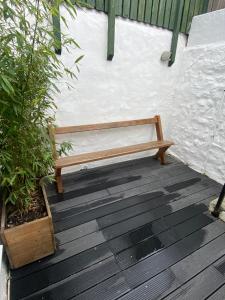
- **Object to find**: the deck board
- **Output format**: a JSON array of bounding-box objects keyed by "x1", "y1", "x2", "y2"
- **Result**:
[{"x1": 10, "y1": 155, "x2": 225, "y2": 300}]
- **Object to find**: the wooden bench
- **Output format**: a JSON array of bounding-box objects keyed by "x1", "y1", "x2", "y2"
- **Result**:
[{"x1": 49, "y1": 115, "x2": 174, "y2": 193}]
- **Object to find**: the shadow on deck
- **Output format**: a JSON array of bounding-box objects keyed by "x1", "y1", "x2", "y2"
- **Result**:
[{"x1": 10, "y1": 155, "x2": 225, "y2": 300}]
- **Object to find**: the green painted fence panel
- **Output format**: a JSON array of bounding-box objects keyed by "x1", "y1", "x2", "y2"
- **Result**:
[
  {"x1": 194, "y1": 0, "x2": 203, "y2": 15},
  {"x1": 138, "y1": 0, "x2": 146, "y2": 22},
  {"x1": 80, "y1": 0, "x2": 208, "y2": 34},
  {"x1": 169, "y1": 0, "x2": 178, "y2": 30},
  {"x1": 144, "y1": 0, "x2": 153, "y2": 23},
  {"x1": 64, "y1": 0, "x2": 209, "y2": 36},
  {"x1": 85, "y1": 0, "x2": 95, "y2": 7},
  {"x1": 158, "y1": 0, "x2": 167, "y2": 27},
  {"x1": 130, "y1": 0, "x2": 139, "y2": 20},
  {"x1": 180, "y1": 0, "x2": 191, "y2": 33},
  {"x1": 163, "y1": 0, "x2": 172, "y2": 28},
  {"x1": 104, "y1": 0, "x2": 108, "y2": 12},
  {"x1": 186, "y1": 0, "x2": 196, "y2": 32},
  {"x1": 95, "y1": 0, "x2": 104, "y2": 10},
  {"x1": 116, "y1": 0, "x2": 123, "y2": 16},
  {"x1": 151, "y1": 0, "x2": 159, "y2": 25},
  {"x1": 123, "y1": 0, "x2": 131, "y2": 18}
]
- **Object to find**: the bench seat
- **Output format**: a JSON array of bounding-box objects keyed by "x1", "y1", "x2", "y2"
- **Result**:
[
  {"x1": 55, "y1": 140, "x2": 174, "y2": 169},
  {"x1": 49, "y1": 115, "x2": 174, "y2": 193}
]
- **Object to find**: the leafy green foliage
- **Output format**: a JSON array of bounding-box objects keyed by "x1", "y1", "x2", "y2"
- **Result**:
[{"x1": 0, "y1": 0, "x2": 82, "y2": 210}]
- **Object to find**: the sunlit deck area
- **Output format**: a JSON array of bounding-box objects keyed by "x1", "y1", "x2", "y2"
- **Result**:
[{"x1": 10, "y1": 156, "x2": 225, "y2": 300}]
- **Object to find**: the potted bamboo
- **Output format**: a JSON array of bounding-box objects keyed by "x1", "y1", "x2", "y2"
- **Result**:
[{"x1": 0, "y1": 0, "x2": 82, "y2": 269}]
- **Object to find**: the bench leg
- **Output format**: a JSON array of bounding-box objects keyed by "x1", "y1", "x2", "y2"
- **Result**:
[
  {"x1": 55, "y1": 168, "x2": 64, "y2": 193},
  {"x1": 154, "y1": 147, "x2": 169, "y2": 165}
]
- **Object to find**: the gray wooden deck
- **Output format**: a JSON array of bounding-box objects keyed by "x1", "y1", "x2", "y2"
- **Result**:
[{"x1": 10, "y1": 155, "x2": 225, "y2": 300}]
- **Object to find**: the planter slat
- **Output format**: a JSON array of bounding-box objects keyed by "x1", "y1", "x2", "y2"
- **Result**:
[{"x1": 1, "y1": 181, "x2": 55, "y2": 269}]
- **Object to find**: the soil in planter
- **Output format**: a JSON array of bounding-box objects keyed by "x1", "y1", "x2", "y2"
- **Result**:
[{"x1": 6, "y1": 187, "x2": 47, "y2": 228}]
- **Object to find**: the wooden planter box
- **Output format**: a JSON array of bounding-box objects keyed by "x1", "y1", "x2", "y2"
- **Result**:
[{"x1": 0, "y1": 180, "x2": 56, "y2": 269}]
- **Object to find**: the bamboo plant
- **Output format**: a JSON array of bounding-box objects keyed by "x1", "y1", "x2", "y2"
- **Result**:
[{"x1": 0, "y1": 0, "x2": 82, "y2": 213}]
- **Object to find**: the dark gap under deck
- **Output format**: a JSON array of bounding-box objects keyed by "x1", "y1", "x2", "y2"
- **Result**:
[{"x1": 10, "y1": 156, "x2": 225, "y2": 300}]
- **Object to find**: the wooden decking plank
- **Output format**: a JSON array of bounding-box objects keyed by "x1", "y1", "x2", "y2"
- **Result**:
[
  {"x1": 24, "y1": 213, "x2": 214, "y2": 300},
  {"x1": 123, "y1": 220, "x2": 225, "y2": 288},
  {"x1": 97, "y1": 193, "x2": 179, "y2": 229},
  {"x1": 50, "y1": 175, "x2": 142, "y2": 204},
  {"x1": 12, "y1": 256, "x2": 120, "y2": 300},
  {"x1": 119, "y1": 268, "x2": 181, "y2": 300},
  {"x1": 72, "y1": 273, "x2": 130, "y2": 300},
  {"x1": 102, "y1": 189, "x2": 218, "y2": 240},
  {"x1": 109, "y1": 199, "x2": 208, "y2": 253},
  {"x1": 116, "y1": 212, "x2": 214, "y2": 270},
  {"x1": 55, "y1": 220, "x2": 100, "y2": 245},
  {"x1": 47, "y1": 156, "x2": 162, "y2": 197},
  {"x1": 11, "y1": 242, "x2": 113, "y2": 281},
  {"x1": 119, "y1": 233, "x2": 225, "y2": 300},
  {"x1": 49, "y1": 156, "x2": 175, "y2": 201},
  {"x1": 11, "y1": 193, "x2": 215, "y2": 284},
  {"x1": 11, "y1": 203, "x2": 210, "y2": 299},
  {"x1": 54, "y1": 173, "x2": 209, "y2": 232},
  {"x1": 10, "y1": 157, "x2": 223, "y2": 300},
  {"x1": 49, "y1": 186, "x2": 110, "y2": 205},
  {"x1": 53, "y1": 191, "x2": 163, "y2": 227},
  {"x1": 50, "y1": 162, "x2": 189, "y2": 210},
  {"x1": 51, "y1": 171, "x2": 204, "y2": 220},
  {"x1": 165, "y1": 266, "x2": 224, "y2": 300},
  {"x1": 54, "y1": 191, "x2": 168, "y2": 233},
  {"x1": 107, "y1": 167, "x2": 196, "y2": 194},
  {"x1": 208, "y1": 283, "x2": 225, "y2": 299}
]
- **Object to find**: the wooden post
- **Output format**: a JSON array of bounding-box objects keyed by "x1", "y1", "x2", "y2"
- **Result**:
[
  {"x1": 52, "y1": 1, "x2": 62, "y2": 55},
  {"x1": 107, "y1": 0, "x2": 116, "y2": 60},
  {"x1": 55, "y1": 168, "x2": 63, "y2": 193},
  {"x1": 155, "y1": 115, "x2": 164, "y2": 141},
  {"x1": 168, "y1": 0, "x2": 184, "y2": 66},
  {"x1": 155, "y1": 115, "x2": 166, "y2": 164}
]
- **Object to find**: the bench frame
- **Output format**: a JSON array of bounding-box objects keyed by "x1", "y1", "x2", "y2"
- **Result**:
[{"x1": 49, "y1": 115, "x2": 173, "y2": 193}]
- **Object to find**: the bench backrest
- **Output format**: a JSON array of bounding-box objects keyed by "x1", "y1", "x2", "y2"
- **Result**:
[{"x1": 49, "y1": 115, "x2": 164, "y2": 158}]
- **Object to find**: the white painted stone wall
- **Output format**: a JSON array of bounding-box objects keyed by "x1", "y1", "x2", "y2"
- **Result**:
[
  {"x1": 55, "y1": 6, "x2": 225, "y2": 184},
  {"x1": 0, "y1": 247, "x2": 9, "y2": 300},
  {"x1": 168, "y1": 9, "x2": 225, "y2": 184},
  {"x1": 188, "y1": 9, "x2": 225, "y2": 47},
  {"x1": 54, "y1": 7, "x2": 186, "y2": 172}
]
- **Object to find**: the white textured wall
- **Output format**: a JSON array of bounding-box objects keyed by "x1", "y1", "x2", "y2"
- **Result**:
[
  {"x1": 55, "y1": 7, "x2": 225, "y2": 184},
  {"x1": 168, "y1": 10, "x2": 225, "y2": 184},
  {"x1": 188, "y1": 9, "x2": 225, "y2": 47},
  {"x1": 54, "y1": 8, "x2": 186, "y2": 172},
  {"x1": 0, "y1": 247, "x2": 8, "y2": 300}
]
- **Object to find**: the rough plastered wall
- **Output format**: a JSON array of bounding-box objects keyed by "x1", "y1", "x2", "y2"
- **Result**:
[
  {"x1": 0, "y1": 246, "x2": 9, "y2": 300},
  {"x1": 54, "y1": 7, "x2": 186, "y2": 172},
  {"x1": 168, "y1": 9, "x2": 225, "y2": 184}
]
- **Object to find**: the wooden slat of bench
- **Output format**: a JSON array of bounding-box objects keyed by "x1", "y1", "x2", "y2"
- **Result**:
[
  {"x1": 55, "y1": 140, "x2": 174, "y2": 169},
  {"x1": 54, "y1": 117, "x2": 158, "y2": 134}
]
